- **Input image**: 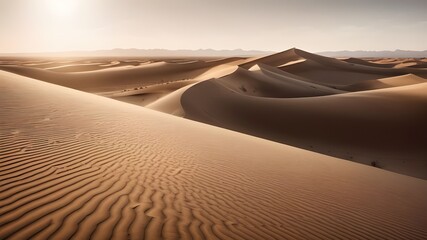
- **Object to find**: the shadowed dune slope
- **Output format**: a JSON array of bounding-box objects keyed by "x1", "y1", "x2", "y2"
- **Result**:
[
  {"x1": 101, "y1": 62, "x2": 242, "y2": 109},
  {"x1": 216, "y1": 65, "x2": 343, "y2": 98},
  {"x1": 341, "y1": 74, "x2": 427, "y2": 91},
  {"x1": 182, "y1": 79, "x2": 427, "y2": 179},
  {"x1": 2, "y1": 71, "x2": 427, "y2": 239},
  {"x1": 239, "y1": 48, "x2": 304, "y2": 69},
  {"x1": 408, "y1": 62, "x2": 427, "y2": 69},
  {"x1": 240, "y1": 48, "x2": 427, "y2": 86},
  {"x1": 279, "y1": 59, "x2": 391, "y2": 86},
  {"x1": 145, "y1": 83, "x2": 198, "y2": 116},
  {"x1": 103, "y1": 79, "x2": 199, "y2": 107},
  {"x1": 343, "y1": 58, "x2": 396, "y2": 68}
]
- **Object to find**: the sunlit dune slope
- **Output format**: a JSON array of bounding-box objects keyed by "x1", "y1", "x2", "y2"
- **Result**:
[
  {"x1": 0, "y1": 58, "x2": 240, "y2": 92},
  {"x1": 1, "y1": 49, "x2": 427, "y2": 180},
  {"x1": 1, "y1": 71, "x2": 427, "y2": 239}
]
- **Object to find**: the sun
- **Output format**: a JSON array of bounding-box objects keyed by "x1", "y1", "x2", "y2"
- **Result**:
[{"x1": 46, "y1": 0, "x2": 78, "y2": 17}]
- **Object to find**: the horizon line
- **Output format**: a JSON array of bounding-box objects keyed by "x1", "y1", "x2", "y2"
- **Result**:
[{"x1": 1, "y1": 47, "x2": 427, "y2": 55}]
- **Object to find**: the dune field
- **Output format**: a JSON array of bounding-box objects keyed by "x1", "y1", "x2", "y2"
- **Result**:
[{"x1": 1, "y1": 48, "x2": 427, "y2": 239}]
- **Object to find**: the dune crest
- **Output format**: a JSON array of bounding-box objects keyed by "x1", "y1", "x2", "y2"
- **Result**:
[
  {"x1": 1, "y1": 70, "x2": 427, "y2": 239},
  {"x1": 179, "y1": 49, "x2": 427, "y2": 178},
  {"x1": 2, "y1": 48, "x2": 427, "y2": 179}
]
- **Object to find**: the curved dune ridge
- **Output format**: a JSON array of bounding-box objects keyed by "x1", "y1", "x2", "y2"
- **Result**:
[
  {"x1": 182, "y1": 78, "x2": 427, "y2": 179},
  {"x1": 2, "y1": 71, "x2": 427, "y2": 239},
  {"x1": 0, "y1": 57, "x2": 242, "y2": 92},
  {"x1": 214, "y1": 64, "x2": 342, "y2": 98},
  {"x1": 277, "y1": 49, "x2": 427, "y2": 86},
  {"x1": 1, "y1": 48, "x2": 427, "y2": 180},
  {"x1": 177, "y1": 49, "x2": 427, "y2": 179}
]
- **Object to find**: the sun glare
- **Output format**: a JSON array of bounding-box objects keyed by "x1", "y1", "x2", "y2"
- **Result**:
[{"x1": 46, "y1": 0, "x2": 78, "y2": 17}]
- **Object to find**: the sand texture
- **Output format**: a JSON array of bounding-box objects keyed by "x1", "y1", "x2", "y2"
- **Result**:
[{"x1": 1, "y1": 49, "x2": 427, "y2": 239}]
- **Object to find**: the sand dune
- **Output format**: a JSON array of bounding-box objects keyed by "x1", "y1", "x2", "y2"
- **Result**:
[
  {"x1": 42, "y1": 60, "x2": 147, "y2": 73},
  {"x1": 171, "y1": 49, "x2": 427, "y2": 179},
  {"x1": 99, "y1": 79, "x2": 199, "y2": 107},
  {"x1": 239, "y1": 48, "x2": 304, "y2": 69},
  {"x1": 182, "y1": 78, "x2": 427, "y2": 179},
  {"x1": 2, "y1": 48, "x2": 427, "y2": 239},
  {"x1": 102, "y1": 61, "x2": 241, "y2": 109},
  {"x1": 343, "y1": 57, "x2": 396, "y2": 68},
  {"x1": 238, "y1": 48, "x2": 427, "y2": 86},
  {"x1": 2, "y1": 71, "x2": 427, "y2": 239},
  {"x1": 145, "y1": 83, "x2": 198, "y2": 116},
  {"x1": 369, "y1": 58, "x2": 427, "y2": 69},
  {"x1": 215, "y1": 65, "x2": 342, "y2": 98},
  {"x1": 245, "y1": 48, "x2": 391, "y2": 86},
  {"x1": 0, "y1": 58, "x2": 239, "y2": 92},
  {"x1": 342, "y1": 74, "x2": 427, "y2": 91},
  {"x1": 2, "y1": 49, "x2": 427, "y2": 177},
  {"x1": 409, "y1": 62, "x2": 427, "y2": 69},
  {"x1": 2, "y1": 50, "x2": 427, "y2": 178}
]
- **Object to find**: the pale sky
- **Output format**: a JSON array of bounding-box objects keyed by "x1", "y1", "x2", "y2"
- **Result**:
[{"x1": 0, "y1": 0, "x2": 426, "y2": 53}]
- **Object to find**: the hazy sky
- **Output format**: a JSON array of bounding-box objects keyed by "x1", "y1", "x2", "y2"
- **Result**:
[{"x1": 0, "y1": 0, "x2": 426, "y2": 53}]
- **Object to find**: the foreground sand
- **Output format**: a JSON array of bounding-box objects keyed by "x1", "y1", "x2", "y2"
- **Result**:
[{"x1": 1, "y1": 71, "x2": 427, "y2": 239}]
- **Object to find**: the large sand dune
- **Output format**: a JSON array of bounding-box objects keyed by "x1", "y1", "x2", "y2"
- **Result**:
[
  {"x1": 178, "y1": 49, "x2": 427, "y2": 179},
  {"x1": 215, "y1": 64, "x2": 343, "y2": 98},
  {"x1": 2, "y1": 48, "x2": 427, "y2": 239},
  {"x1": 1, "y1": 70, "x2": 427, "y2": 239},
  {"x1": 1, "y1": 49, "x2": 427, "y2": 181},
  {"x1": 240, "y1": 48, "x2": 427, "y2": 86},
  {"x1": 182, "y1": 78, "x2": 427, "y2": 179}
]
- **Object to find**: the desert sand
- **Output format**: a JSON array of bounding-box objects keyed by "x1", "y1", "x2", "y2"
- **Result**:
[{"x1": 1, "y1": 48, "x2": 427, "y2": 239}]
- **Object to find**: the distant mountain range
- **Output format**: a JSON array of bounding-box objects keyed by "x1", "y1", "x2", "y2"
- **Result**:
[{"x1": 317, "y1": 50, "x2": 427, "y2": 58}]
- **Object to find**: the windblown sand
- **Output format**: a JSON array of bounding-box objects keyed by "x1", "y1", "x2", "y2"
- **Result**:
[{"x1": 1, "y1": 49, "x2": 427, "y2": 239}]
